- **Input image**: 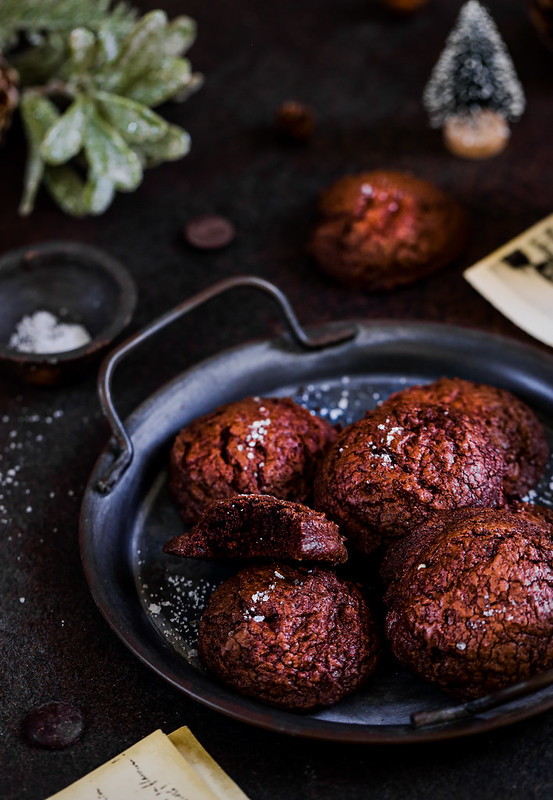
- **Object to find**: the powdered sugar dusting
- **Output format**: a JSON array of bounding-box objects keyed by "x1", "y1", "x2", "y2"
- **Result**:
[
  {"x1": 138, "y1": 570, "x2": 219, "y2": 666},
  {"x1": 135, "y1": 373, "x2": 553, "y2": 684}
]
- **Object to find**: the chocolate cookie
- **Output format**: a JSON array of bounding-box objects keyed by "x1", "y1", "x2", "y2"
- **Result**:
[
  {"x1": 384, "y1": 508, "x2": 553, "y2": 699},
  {"x1": 169, "y1": 396, "x2": 336, "y2": 524},
  {"x1": 198, "y1": 564, "x2": 380, "y2": 711},
  {"x1": 163, "y1": 494, "x2": 347, "y2": 566},
  {"x1": 507, "y1": 500, "x2": 553, "y2": 528},
  {"x1": 382, "y1": 377, "x2": 549, "y2": 497},
  {"x1": 314, "y1": 401, "x2": 505, "y2": 555},
  {"x1": 308, "y1": 170, "x2": 467, "y2": 291}
]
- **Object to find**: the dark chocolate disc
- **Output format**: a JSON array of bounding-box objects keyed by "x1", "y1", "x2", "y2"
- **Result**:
[
  {"x1": 184, "y1": 215, "x2": 236, "y2": 249},
  {"x1": 23, "y1": 701, "x2": 84, "y2": 750}
]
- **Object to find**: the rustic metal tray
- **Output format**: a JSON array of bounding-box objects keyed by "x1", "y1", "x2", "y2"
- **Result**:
[{"x1": 80, "y1": 277, "x2": 553, "y2": 743}]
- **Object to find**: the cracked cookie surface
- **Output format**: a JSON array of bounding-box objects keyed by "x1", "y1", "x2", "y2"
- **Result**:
[
  {"x1": 169, "y1": 396, "x2": 336, "y2": 524},
  {"x1": 308, "y1": 170, "x2": 467, "y2": 291},
  {"x1": 314, "y1": 401, "x2": 505, "y2": 555},
  {"x1": 198, "y1": 563, "x2": 379, "y2": 711},
  {"x1": 381, "y1": 377, "x2": 549, "y2": 497},
  {"x1": 384, "y1": 508, "x2": 553, "y2": 699}
]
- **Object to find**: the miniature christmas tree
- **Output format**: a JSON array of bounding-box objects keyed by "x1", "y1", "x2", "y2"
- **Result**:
[{"x1": 423, "y1": 1, "x2": 525, "y2": 159}]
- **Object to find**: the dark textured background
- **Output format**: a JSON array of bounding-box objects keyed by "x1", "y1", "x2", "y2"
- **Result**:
[{"x1": 2, "y1": 1, "x2": 553, "y2": 797}]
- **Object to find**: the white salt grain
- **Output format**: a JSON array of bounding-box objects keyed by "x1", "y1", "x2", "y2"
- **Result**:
[{"x1": 8, "y1": 310, "x2": 91, "y2": 354}]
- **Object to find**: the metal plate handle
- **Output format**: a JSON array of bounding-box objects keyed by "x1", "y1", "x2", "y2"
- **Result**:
[{"x1": 96, "y1": 275, "x2": 357, "y2": 493}]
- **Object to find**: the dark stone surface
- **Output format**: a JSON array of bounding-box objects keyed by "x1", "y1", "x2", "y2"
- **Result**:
[{"x1": 2, "y1": 0, "x2": 553, "y2": 797}]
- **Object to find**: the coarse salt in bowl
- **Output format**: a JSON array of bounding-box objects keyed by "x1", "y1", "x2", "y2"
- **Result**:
[{"x1": 0, "y1": 241, "x2": 137, "y2": 385}]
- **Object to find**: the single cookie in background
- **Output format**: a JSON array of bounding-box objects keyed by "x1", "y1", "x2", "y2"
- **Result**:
[
  {"x1": 384, "y1": 507, "x2": 553, "y2": 699},
  {"x1": 380, "y1": 377, "x2": 549, "y2": 498},
  {"x1": 169, "y1": 396, "x2": 337, "y2": 525},
  {"x1": 314, "y1": 401, "x2": 505, "y2": 555},
  {"x1": 307, "y1": 170, "x2": 467, "y2": 291},
  {"x1": 163, "y1": 493, "x2": 348, "y2": 566},
  {"x1": 198, "y1": 563, "x2": 380, "y2": 711}
]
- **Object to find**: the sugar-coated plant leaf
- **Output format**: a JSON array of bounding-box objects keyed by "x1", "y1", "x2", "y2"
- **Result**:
[
  {"x1": 124, "y1": 57, "x2": 194, "y2": 107},
  {"x1": 94, "y1": 90, "x2": 168, "y2": 143},
  {"x1": 40, "y1": 95, "x2": 90, "y2": 165},
  {"x1": 9, "y1": 33, "x2": 67, "y2": 86},
  {"x1": 44, "y1": 164, "x2": 89, "y2": 216},
  {"x1": 172, "y1": 72, "x2": 204, "y2": 104},
  {"x1": 82, "y1": 172, "x2": 116, "y2": 214},
  {"x1": 97, "y1": 25, "x2": 121, "y2": 65},
  {"x1": 84, "y1": 108, "x2": 143, "y2": 190},
  {"x1": 6, "y1": 2, "x2": 201, "y2": 217},
  {"x1": 0, "y1": 0, "x2": 136, "y2": 51},
  {"x1": 19, "y1": 92, "x2": 60, "y2": 215},
  {"x1": 69, "y1": 28, "x2": 97, "y2": 73},
  {"x1": 44, "y1": 164, "x2": 115, "y2": 216},
  {"x1": 101, "y1": 9, "x2": 167, "y2": 93},
  {"x1": 133, "y1": 123, "x2": 190, "y2": 167},
  {"x1": 163, "y1": 16, "x2": 197, "y2": 57}
]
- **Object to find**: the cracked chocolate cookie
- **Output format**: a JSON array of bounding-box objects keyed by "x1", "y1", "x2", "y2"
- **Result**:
[
  {"x1": 314, "y1": 401, "x2": 505, "y2": 555},
  {"x1": 307, "y1": 170, "x2": 467, "y2": 291},
  {"x1": 198, "y1": 563, "x2": 379, "y2": 711},
  {"x1": 169, "y1": 396, "x2": 336, "y2": 525},
  {"x1": 384, "y1": 508, "x2": 553, "y2": 699},
  {"x1": 163, "y1": 494, "x2": 347, "y2": 565},
  {"x1": 381, "y1": 377, "x2": 549, "y2": 497}
]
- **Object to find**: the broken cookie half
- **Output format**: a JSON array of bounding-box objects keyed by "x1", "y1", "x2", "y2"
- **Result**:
[{"x1": 163, "y1": 493, "x2": 348, "y2": 566}]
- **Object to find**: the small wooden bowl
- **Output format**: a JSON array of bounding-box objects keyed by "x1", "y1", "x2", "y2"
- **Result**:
[{"x1": 0, "y1": 241, "x2": 137, "y2": 385}]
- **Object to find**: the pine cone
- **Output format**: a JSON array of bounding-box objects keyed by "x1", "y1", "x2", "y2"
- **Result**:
[{"x1": 0, "y1": 57, "x2": 19, "y2": 143}]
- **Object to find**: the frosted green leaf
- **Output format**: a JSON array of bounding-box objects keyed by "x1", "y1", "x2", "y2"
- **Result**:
[
  {"x1": 134, "y1": 123, "x2": 190, "y2": 167},
  {"x1": 40, "y1": 96, "x2": 90, "y2": 165},
  {"x1": 101, "y1": 10, "x2": 167, "y2": 93},
  {"x1": 44, "y1": 165, "x2": 88, "y2": 217},
  {"x1": 94, "y1": 90, "x2": 168, "y2": 143},
  {"x1": 69, "y1": 27, "x2": 97, "y2": 73},
  {"x1": 172, "y1": 72, "x2": 204, "y2": 104},
  {"x1": 164, "y1": 16, "x2": 197, "y2": 57},
  {"x1": 84, "y1": 109, "x2": 142, "y2": 191},
  {"x1": 10, "y1": 33, "x2": 67, "y2": 86},
  {"x1": 19, "y1": 92, "x2": 60, "y2": 215},
  {"x1": 97, "y1": 26, "x2": 121, "y2": 65},
  {"x1": 124, "y1": 57, "x2": 194, "y2": 107},
  {"x1": 0, "y1": 0, "x2": 136, "y2": 50},
  {"x1": 83, "y1": 172, "x2": 116, "y2": 214},
  {"x1": 44, "y1": 165, "x2": 115, "y2": 217}
]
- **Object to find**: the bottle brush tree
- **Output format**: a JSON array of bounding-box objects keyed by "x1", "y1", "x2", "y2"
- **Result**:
[{"x1": 423, "y1": 0, "x2": 525, "y2": 159}]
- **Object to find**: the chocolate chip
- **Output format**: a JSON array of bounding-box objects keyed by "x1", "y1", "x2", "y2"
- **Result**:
[
  {"x1": 23, "y1": 701, "x2": 84, "y2": 750},
  {"x1": 184, "y1": 215, "x2": 236, "y2": 249}
]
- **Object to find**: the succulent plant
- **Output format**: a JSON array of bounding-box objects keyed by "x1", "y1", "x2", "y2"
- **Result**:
[{"x1": 0, "y1": 0, "x2": 202, "y2": 216}]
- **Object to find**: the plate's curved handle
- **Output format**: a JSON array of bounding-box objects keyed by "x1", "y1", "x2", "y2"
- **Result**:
[{"x1": 96, "y1": 275, "x2": 357, "y2": 494}]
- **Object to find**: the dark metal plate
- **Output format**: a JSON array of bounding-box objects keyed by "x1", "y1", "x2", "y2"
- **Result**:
[{"x1": 79, "y1": 321, "x2": 553, "y2": 743}]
